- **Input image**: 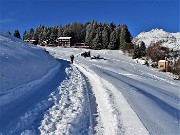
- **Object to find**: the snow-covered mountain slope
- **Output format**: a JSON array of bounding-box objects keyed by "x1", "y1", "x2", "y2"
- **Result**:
[
  {"x1": 0, "y1": 32, "x2": 63, "y2": 134},
  {"x1": 0, "y1": 32, "x2": 61, "y2": 105},
  {"x1": 133, "y1": 29, "x2": 180, "y2": 50},
  {"x1": 1, "y1": 32, "x2": 179, "y2": 135},
  {"x1": 0, "y1": 32, "x2": 60, "y2": 92}
]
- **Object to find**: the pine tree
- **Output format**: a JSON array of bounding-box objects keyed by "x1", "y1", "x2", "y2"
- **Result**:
[
  {"x1": 7, "y1": 31, "x2": 11, "y2": 35},
  {"x1": 75, "y1": 22, "x2": 84, "y2": 43},
  {"x1": 49, "y1": 26, "x2": 59, "y2": 44},
  {"x1": 109, "y1": 21, "x2": 116, "y2": 33},
  {"x1": 37, "y1": 25, "x2": 45, "y2": 43},
  {"x1": 133, "y1": 45, "x2": 140, "y2": 59},
  {"x1": 57, "y1": 26, "x2": 63, "y2": 37},
  {"x1": 116, "y1": 25, "x2": 121, "y2": 49},
  {"x1": 93, "y1": 28, "x2": 102, "y2": 50},
  {"x1": 28, "y1": 28, "x2": 34, "y2": 40},
  {"x1": 23, "y1": 31, "x2": 27, "y2": 40},
  {"x1": 108, "y1": 29, "x2": 117, "y2": 50},
  {"x1": 85, "y1": 21, "x2": 96, "y2": 48},
  {"x1": 13, "y1": 29, "x2": 21, "y2": 39},
  {"x1": 139, "y1": 41, "x2": 146, "y2": 57},
  {"x1": 42, "y1": 27, "x2": 51, "y2": 41},
  {"x1": 33, "y1": 25, "x2": 45, "y2": 42},
  {"x1": 102, "y1": 23, "x2": 109, "y2": 49},
  {"x1": 118, "y1": 24, "x2": 132, "y2": 50}
]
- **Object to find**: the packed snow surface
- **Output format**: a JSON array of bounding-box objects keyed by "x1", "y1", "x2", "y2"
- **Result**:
[
  {"x1": 134, "y1": 29, "x2": 180, "y2": 50},
  {"x1": 46, "y1": 47, "x2": 180, "y2": 135},
  {"x1": 0, "y1": 32, "x2": 179, "y2": 135}
]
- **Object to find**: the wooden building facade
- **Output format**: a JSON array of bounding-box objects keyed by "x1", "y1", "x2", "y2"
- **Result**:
[
  {"x1": 158, "y1": 60, "x2": 169, "y2": 72},
  {"x1": 56, "y1": 37, "x2": 72, "y2": 47}
]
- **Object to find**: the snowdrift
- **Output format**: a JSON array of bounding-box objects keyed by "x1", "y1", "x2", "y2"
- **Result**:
[
  {"x1": 0, "y1": 32, "x2": 62, "y2": 134},
  {"x1": 0, "y1": 32, "x2": 60, "y2": 92}
]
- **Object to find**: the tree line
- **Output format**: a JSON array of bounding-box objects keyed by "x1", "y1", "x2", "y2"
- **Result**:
[
  {"x1": 11, "y1": 21, "x2": 132, "y2": 49},
  {"x1": 8, "y1": 22, "x2": 180, "y2": 79},
  {"x1": 9, "y1": 20, "x2": 146, "y2": 58}
]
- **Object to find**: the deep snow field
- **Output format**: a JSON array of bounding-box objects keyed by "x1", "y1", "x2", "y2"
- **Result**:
[{"x1": 0, "y1": 32, "x2": 180, "y2": 135}]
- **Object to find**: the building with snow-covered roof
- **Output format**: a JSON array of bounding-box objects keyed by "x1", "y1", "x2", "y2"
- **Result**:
[
  {"x1": 56, "y1": 37, "x2": 72, "y2": 47},
  {"x1": 158, "y1": 60, "x2": 169, "y2": 72},
  {"x1": 74, "y1": 43, "x2": 90, "y2": 49},
  {"x1": 24, "y1": 39, "x2": 38, "y2": 45}
]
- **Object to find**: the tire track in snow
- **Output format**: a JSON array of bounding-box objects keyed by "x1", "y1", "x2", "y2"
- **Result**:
[
  {"x1": 79, "y1": 72, "x2": 99, "y2": 134},
  {"x1": 92, "y1": 66, "x2": 179, "y2": 134},
  {"x1": 76, "y1": 64, "x2": 149, "y2": 135},
  {"x1": 76, "y1": 64, "x2": 124, "y2": 135}
]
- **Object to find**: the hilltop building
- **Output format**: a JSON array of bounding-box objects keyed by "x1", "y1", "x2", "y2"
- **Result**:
[{"x1": 56, "y1": 37, "x2": 72, "y2": 47}]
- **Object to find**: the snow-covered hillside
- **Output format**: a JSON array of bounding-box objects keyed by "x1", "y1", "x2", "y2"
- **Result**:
[
  {"x1": 133, "y1": 29, "x2": 180, "y2": 50},
  {"x1": 0, "y1": 32, "x2": 63, "y2": 134},
  {"x1": 0, "y1": 32, "x2": 60, "y2": 104},
  {"x1": 0, "y1": 32, "x2": 179, "y2": 135}
]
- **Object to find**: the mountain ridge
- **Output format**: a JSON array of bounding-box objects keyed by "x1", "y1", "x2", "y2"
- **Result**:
[{"x1": 133, "y1": 29, "x2": 180, "y2": 50}]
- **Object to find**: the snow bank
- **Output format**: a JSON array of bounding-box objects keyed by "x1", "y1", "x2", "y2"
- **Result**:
[
  {"x1": 0, "y1": 32, "x2": 61, "y2": 134},
  {"x1": 0, "y1": 32, "x2": 59, "y2": 104}
]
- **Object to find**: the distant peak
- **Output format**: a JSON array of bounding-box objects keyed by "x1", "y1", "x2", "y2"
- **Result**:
[
  {"x1": 150, "y1": 28, "x2": 165, "y2": 32},
  {"x1": 134, "y1": 28, "x2": 180, "y2": 50}
]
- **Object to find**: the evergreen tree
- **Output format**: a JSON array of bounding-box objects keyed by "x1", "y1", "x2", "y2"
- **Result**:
[
  {"x1": 74, "y1": 23, "x2": 84, "y2": 43},
  {"x1": 102, "y1": 23, "x2": 109, "y2": 49},
  {"x1": 33, "y1": 25, "x2": 45, "y2": 42},
  {"x1": 42, "y1": 27, "x2": 51, "y2": 41},
  {"x1": 139, "y1": 41, "x2": 146, "y2": 57},
  {"x1": 23, "y1": 31, "x2": 27, "y2": 40},
  {"x1": 85, "y1": 21, "x2": 96, "y2": 48},
  {"x1": 118, "y1": 24, "x2": 132, "y2": 50},
  {"x1": 92, "y1": 28, "x2": 102, "y2": 50},
  {"x1": 108, "y1": 29, "x2": 117, "y2": 50},
  {"x1": 37, "y1": 25, "x2": 45, "y2": 43},
  {"x1": 116, "y1": 25, "x2": 121, "y2": 49},
  {"x1": 49, "y1": 26, "x2": 59, "y2": 44},
  {"x1": 133, "y1": 45, "x2": 140, "y2": 59},
  {"x1": 13, "y1": 29, "x2": 21, "y2": 39},
  {"x1": 7, "y1": 31, "x2": 11, "y2": 35},
  {"x1": 109, "y1": 21, "x2": 116, "y2": 33},
  {"x1": 57, "y1": 26, "x2": 63, "y2": 37},
  {"x1": 28, "y1": 28, "x2": 34, "y2": 40}
]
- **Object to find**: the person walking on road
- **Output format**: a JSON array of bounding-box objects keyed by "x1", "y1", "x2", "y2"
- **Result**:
[{"x1": 70, "y1": 54, "x2": 74, "y2": 64}]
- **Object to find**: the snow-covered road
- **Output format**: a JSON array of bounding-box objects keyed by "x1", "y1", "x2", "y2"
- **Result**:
[{"x1": 45, "y1": 47, "x2": 180, "y2": 135}]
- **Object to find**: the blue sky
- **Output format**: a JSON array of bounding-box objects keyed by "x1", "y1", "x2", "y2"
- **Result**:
[{"x1": 0, "y1": 0, "x2": 179, "y2": 37}]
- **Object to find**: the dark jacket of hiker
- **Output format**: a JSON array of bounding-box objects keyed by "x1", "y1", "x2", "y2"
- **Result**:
[{"x1": 70, "y1": 55, "x2": 74, "y2": 63}]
